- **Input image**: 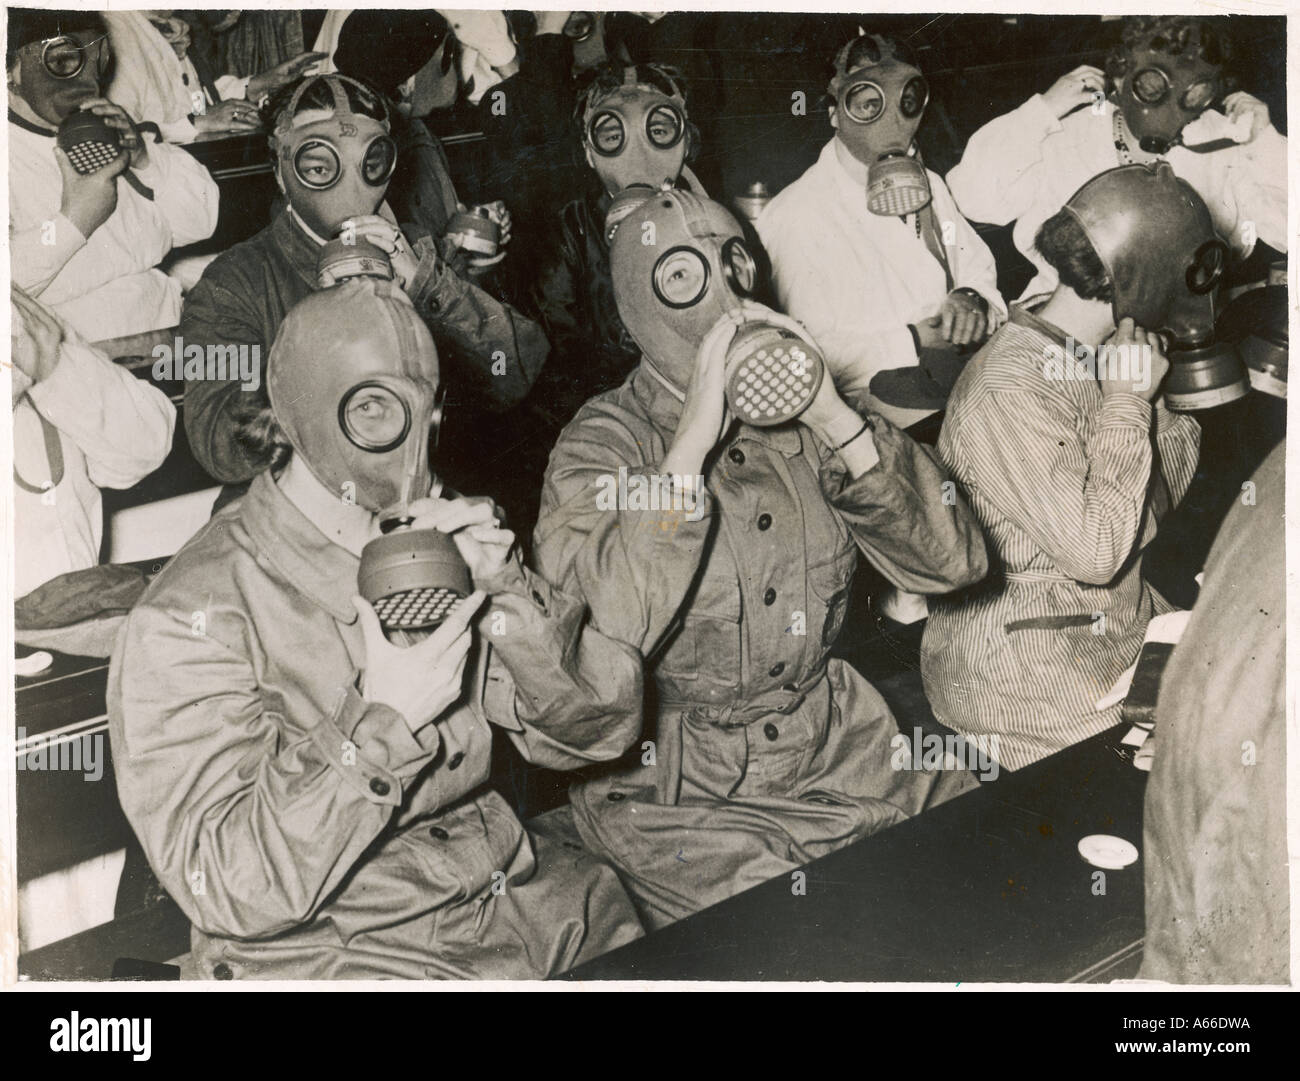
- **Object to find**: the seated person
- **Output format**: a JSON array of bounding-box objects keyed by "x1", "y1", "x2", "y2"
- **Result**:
[
  {"x1": 534, "y1": 189, "x2": 988, "y2": 929},
  {"x1": 758, "y1": 31, "x2": 1005, "y2": 429},
  {"x1": 531, "y1": 61, "x2": 707, "y2": 419},
  {"x1": 105, "y1": 10, "x2": 323, "y2": 142},
  {"x1": 109, "y1": 278, "x2": 644, "y2": 980},
  {"x1": 1140, "y1": 442, "x2": 1287, "y2": 984},
  {"x1": 332, "y1": 10, "x2": 511, "y2": 266},
  {"x1": 948, "y1": 14, "x2": 1286, "y2": 304},
  {"x1": 10, "y1": 285, "x2": 175, "y2": 600},
  {"x1": 180, "y1": 73, "x2": 549, "y2": 486},
  {"x1": 920, "y1": 163, "x2": 1205, "y2": 771},
  {"x1": 7, "y1": 7, "x2": 220, "y2": 341}
]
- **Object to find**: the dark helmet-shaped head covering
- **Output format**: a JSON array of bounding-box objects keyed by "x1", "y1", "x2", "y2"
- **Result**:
[
  {"x1": 608, "y1": 187, "x2": 759, "y2": 385},
  {"x1": 333, "y1": 9, "x2": 452, "y2": 100},
  {"x1": 6, "y1": 7, "x2": 107, "y2": 69},
  {"x1": 1064, "y1": 162, "x2": 1227, "y2": 346},
  {"x1": 267, "y1": 278, "x2": 440, "y2": 519}
]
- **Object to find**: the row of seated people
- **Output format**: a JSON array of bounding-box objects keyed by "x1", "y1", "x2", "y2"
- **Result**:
[{"x1": 10, "y1": 11, "x2": 1287, "y2": 982}]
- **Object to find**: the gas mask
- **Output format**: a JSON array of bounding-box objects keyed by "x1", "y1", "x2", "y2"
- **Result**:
[
  {"x1": 12, "y1": 31, "x2": 110, "y2": 125},
  {"x1": 315, "y1": 236, "x2": 395, "y2": 288},
  {"x1": 272, "y1": 75, "x2": 397, "y2": 238},
  {"x1": 609, "y1": 188, "x2": 825, "y2": 427},
  {"x1": 829, "y1": 34, "x2": 932, "y2": 216},
  {"x1": 1112, "y1": 25, "x2": 1225, "y2": 155},
  {"x1": 583, "y1": 71, "x2": 689, "y2": 195},
  {"x1": 268, "y1": 278, "x2": 469, "y2": 632},
  {"x1": 1064, "y1": 162, "x2": 1246, "y2": 410}
]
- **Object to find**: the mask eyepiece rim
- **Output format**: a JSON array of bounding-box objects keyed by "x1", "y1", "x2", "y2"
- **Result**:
[
  {"x1": 587, "y1": 108, "x2": 626, "y2": 157},
  {"x1": 1186, "y1": 238, "x2": 1228, "y2": 296},
  {"x1": 722, "y1": 237, "x2": 758, "y2": 297},
  {"x1": 1131, "y1": 66, "x2": 1172, "y2": 105},
  {"x1": 40, "y1": 35, "x2": 89, "y2": 80},
  {"x1": 899, "y1": 74, "x2": 930, "y2": 119},
  {"x1": 652, "y1": 245, "x2": 710, "y2": 309},
  {"x1": 842, "y1": 79, "x2": 886, "y2": 124},
  {"x1": 645, "y1": 102, "x2": 685, "y2": 150},
  {"x1": 293, "y1": 138, "x2": 343, "y2": 190},
  {"x1": 361, "y1": 134, "x2": 398, "y2": 187},
  {"x1": 339, "y1": 380, "x2": 412, "y2": 453}
]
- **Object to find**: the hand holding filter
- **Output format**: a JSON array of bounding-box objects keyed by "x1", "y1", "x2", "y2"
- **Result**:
[
  {"x1": 724, "y1": 324, "x2": 825, "y2": 427},
  {"x1": 315, "y1": 235, "x2": 396, "y2": 288},
  {"x1": 445, "y1": 206, "x2": 501, "y2": 257},
  {"x1": 57, "y1": 111, "x2": 122, "y2": 175},
  {"x1": 358, "y1": 525, "x2": 472, "y2": 633}
]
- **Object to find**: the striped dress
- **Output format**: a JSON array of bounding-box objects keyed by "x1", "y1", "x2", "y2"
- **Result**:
[{"x1": 921, "y1": 307, "x2": 1200, "y2": 770}]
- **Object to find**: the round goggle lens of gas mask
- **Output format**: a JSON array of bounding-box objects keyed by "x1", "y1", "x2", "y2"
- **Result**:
[
  {"x1": 1180, "y1": 80, "x2": 1220, "y2": 112},
  {"x1": 588, "y1": 110, "x2": 626, "y2": 156},
  {"x1": 1186, "y1": 239, "x2": 1227, "y2": 295},
  {"x1": 361, "y1": 136, "x2": 398, "y2": 187},
  {"x1": 293, "y1": 139, "x2": 342, "y2": 190},
  {"x1": 339, "y1": 382, "x2": 412, "y2": 452},
  {"x1": 565, "y1": 12, "x2": 596, "y2": 41},
  {"x1": 723, "y1": 237, "x2": 757, "y2": 296},
  {"x1": 1131, "y1": 68, "x2": 1171, "y2": 105},
  {"x1": 41, "y1": 36, "x2": 87, "y2": 79},
  {"x1": 843, "y1": 81, "x2": 885, "y2": 124},
  {"x1": 646, "y1": 103, "x2": 685, "y2": 149},
  {"x1": 899, "y1": 75, "x2": 930, "y2": 119},
  {"x1": 653, "y1": 246, "x2": 710, "y2": 308}
]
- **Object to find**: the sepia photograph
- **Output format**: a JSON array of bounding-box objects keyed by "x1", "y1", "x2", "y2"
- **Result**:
[{"x1": 0, "y1": 0, "x2": 1292, "y2": 1030}]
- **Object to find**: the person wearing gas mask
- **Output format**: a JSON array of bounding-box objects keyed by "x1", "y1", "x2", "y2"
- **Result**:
[
  {"x1": 534, "y1": 188, "x2": 988, "y2": 929},
  {"x1": 7, "y1": 7, "x2": 220, "y2": 342},
  {"x1": 110, "y1": 276, "x2": 645, "y2": 980},
  {"x1": 948, "y1": 15, "x2": 1286, "y2": 305},
  {"x1": 181, "y1": 73, "x2": 549, "y2": 487},
  {"x1": 920, "y1": 164, "x2": 1207, "y2": 772},
  {"x1": 531, "y1": 62, "x2": 705, "y2": 422},
  {"x1": 757, "y1": 32, "x2": 1005, "y2": 430}
]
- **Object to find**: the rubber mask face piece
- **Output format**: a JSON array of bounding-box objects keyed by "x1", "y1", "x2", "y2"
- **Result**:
[
  {"x1": 1116, "y1": 30, "x2": 1224, "y2": 153},
  {"x1": 274, "y1": 75, "x2": 396, "y2": 237},
  {"x1": 267, "y1": 278, "x2": 441, "y2": 518},
  {"x1": 586, "y1": 80, "x2": 687, "y2": 194},
  {"x1": 608, "y1": 188, "x2": 825, "y2": 425}
]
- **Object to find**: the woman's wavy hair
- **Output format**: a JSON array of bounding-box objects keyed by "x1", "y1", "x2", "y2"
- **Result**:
[
  {"x1": 229, "y1": 391, "x2": 293, "y2": 476},
  {"x1": 1035, "y1": 209, "x2": 1114, "y2": 304},
  {"x1": 1104, "y1": 15, "x2": 1240, "y2": 99}
]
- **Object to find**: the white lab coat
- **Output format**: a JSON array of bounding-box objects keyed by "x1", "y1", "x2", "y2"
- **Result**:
[
  {"x1": 946, "y1": 94, "x2": 1288, "y2": 302},
  {"x1": 8, "y1": 118, "x2": 220, "y2": 341},
  {"x1": 13, "y1": 331, "x2": 176, "y2": 598},
  {"x1": 757, "y1": 138, "x2": 1005, "y2": 429}
]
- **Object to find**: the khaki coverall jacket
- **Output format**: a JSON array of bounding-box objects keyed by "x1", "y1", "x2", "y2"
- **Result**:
[{"x1": 109, "y1": 472, "x2": 644, "y2": 979}]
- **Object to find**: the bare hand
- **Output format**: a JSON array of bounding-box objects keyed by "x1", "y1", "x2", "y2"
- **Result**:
[
  {"x1": 193, "y1": 99, "x2": 261, "y2": 134},
  {"x1": 10, "y1": 286, "x2": 65, "y2": 385},
  {"x1": 1102, "y1": 318, "x2": 1169, "y2": 402},
  {"x1": 247, "y1": 51, "x2": 328, "y2": 102},
  {"x1": 344, "y1": 215, "x2": 420, "y2": 290},
  {"x1": 55, "y1": 145, "x2": 127, "y2": 238},
  {"x1": 664, "y1": 314, "x2": 735, "y2": 475},
  {"x1": 354, "y1": 589, "x2": 487, "y2": 730},
  {"x1": 407, "y1": 495, "x2": 515, "y2": 582},
  {"x1": 939, "y1": 289, "x2": 991, "y2": 347},
  {"x1": 1042, "y1": 64, "x2": 1106, "y2": 119},
  {"x1": 1223, "y1": 91, "x2": 1271, "y2": 141},
  {"x1": 77, "y1": 99, "x2": 149, "y2": 169}
]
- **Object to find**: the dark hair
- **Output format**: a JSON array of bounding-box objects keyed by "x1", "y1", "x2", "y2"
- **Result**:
[
  {"x1": 6, "y1": 7, "x2": 107, "y2": 70},
  {"x1": 1035, "y1": 210, "x2": 1114, "y2": 303},
  {"x1": 1106, "y1": 16, "x2": 1240, "y2": 96},
  {"x1": 574, "y1": 61, "x2": 700, "y2": 162},
  {"x1": 839, "y1": 32, "x2": 921, "y2": 76},
  {"x1": 230, "y1": 392, "x2": 292, "y2": 475},
  {"x1": 262, "y1": 73, "x2": 390, "y2": 133}
]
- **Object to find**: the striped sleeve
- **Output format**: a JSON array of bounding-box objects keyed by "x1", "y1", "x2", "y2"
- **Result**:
[{"x1": 949, "y1": 388, "x2": 1155, "y2": 586}]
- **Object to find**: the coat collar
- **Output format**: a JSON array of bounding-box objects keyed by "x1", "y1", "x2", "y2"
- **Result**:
[
  {"x1": 238, "y1": 471, "x2": 361, "y2": 624},
  {"x1": 271, "y1": 207, "x2": 328, "y2": 288}
]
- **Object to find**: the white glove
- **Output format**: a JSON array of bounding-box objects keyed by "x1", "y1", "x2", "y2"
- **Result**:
[{"x1": 437, "y1": 10, "x2": 517, "y2": 69}]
